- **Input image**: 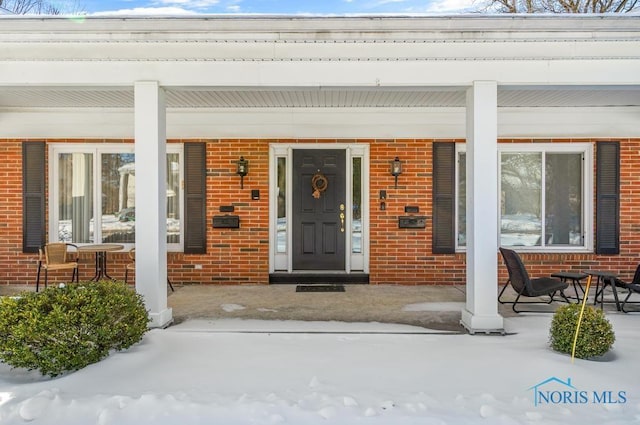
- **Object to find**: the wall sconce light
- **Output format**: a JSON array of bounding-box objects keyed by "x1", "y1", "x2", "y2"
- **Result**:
[
  {"x1": 236, "y1": 156, "x2": 248, "y2": 189},
  {"x1": 390, "y1": 156, "x2": 403, "y2": 188}
]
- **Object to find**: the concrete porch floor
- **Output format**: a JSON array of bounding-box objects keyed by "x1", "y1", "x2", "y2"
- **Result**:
[
  {"x1": 169, "y1": 283, "x2": 617, "y2": 331},
  {"x1": 166, "y1": 284, "x2": 475, "y2": 331},
  {"x1": 1, "y1": 283, "x2": 594, "y2": 332}
]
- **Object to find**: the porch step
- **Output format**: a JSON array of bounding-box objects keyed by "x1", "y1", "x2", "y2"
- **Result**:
[{"x1": 269, "y1": 273, "x2": 369, "y2": 285}]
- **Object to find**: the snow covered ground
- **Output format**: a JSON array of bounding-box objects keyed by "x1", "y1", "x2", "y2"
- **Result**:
[{"x1": 0, "y1": 313, "x2": 639, "y2": 424}]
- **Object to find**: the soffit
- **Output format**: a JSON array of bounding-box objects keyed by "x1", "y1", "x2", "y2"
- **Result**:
[{"x1": 1, "y1": 86, "x2": 640, "y2": 108}]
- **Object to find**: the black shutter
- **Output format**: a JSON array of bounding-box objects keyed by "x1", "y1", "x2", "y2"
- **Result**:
[
  {"x1": 22, "y1": 142, "x2": 46, "y2": 253},
  {"x1": 596, "y1": 141, "x2": 620, "y2": 254},
  {"x1": 184, "y1": 142, "x2": 207, "y2": 254},
  {"x1": 432, "y1": 142, "x2": 456, "y2": 254}
]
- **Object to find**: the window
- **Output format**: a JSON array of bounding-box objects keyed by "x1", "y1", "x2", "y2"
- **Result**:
[
  {"x1": 276, "y1": 157, "x2": 287, "y2": 254},
  {"x1": 456, "y1": 143, "x2": 592, "y2": 251},
  {"x1": 352, "y1": 157, "x2": 362, "y2": 254},
  {"x1": 50, "y1": 144, "x2": 183, "y2": 250}
]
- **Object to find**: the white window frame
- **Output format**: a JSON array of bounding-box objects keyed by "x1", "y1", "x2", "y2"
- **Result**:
[
  {"x1": 48, "y1": 143, "x2": 184, "y2": 252},
  {"x1": 455, "y1": 142, "x2": 593, "y2": 253}
]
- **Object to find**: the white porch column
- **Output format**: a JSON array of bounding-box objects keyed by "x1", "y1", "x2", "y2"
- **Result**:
[
  {"x1": 460, "y1": 81, "x2": 505, "y2": 334},
  {"x1": 134, "y1": 81, "x2": 172, "y2": 328}
]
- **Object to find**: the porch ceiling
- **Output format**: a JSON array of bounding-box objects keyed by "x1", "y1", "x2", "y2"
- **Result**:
[{"x1": 1, "y1": 85, "x2": 640, "y2": 109}]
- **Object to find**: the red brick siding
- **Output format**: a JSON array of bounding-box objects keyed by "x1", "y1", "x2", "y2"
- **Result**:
[
  {"x1": 370, "y1": 139, "x2": 465, "y2": 285},
  {"x1": 0, "y1": 140, "x2": 28, "y2": 285},
  {"x1": 168, "y1": 139, "x2": 271, "y2": 284},
  {"x1": 1, "y1": 138, "x2": 640, "y2": 287}
]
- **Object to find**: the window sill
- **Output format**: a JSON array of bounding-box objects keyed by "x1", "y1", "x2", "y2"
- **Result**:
[{"x1": 456, "y1": 247, "x2": 593, "y2": 254}]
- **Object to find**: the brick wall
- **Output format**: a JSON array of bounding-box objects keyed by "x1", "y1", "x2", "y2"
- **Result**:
[
  {"x1": 0, "y1": 140, "x2": 30, "y2": 285},
  {"x1": 1, "y1": 138, "x2": 640, "y2": 287},
  {"x1": 168, "y1": 139, "x2": 271, "y2": 284},
  {"x1": 369, "y1": 139, "x2": 467, "y2": 284}
]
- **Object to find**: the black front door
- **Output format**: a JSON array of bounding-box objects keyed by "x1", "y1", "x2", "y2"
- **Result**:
[{"x1": 292, "y1": 149, "x2": 346, "y2": 270}]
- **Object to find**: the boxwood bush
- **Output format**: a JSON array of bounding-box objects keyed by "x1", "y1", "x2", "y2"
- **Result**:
[
  {"x1": 549, "y1": 303, "x2": 615, "y2": 359},
  {"x1": 0, "y1": 281, "x2": 149, "y2": 377}
]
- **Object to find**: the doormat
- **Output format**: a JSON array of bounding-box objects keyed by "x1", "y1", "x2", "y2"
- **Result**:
[{"x1": 296, "y1": 284, "x2": 345, "y2": 292}]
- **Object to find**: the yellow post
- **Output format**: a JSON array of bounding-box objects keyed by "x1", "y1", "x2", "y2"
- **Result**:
[{"x1": 571, "y1": 274, "x2": 592, "y2": 363}]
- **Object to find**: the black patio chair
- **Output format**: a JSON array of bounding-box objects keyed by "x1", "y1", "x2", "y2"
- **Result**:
[
  {"x1": 498, "y1": 247, "x2": 570, "y2": 313},
  {"x1": 605, "y1": 264, "x2": 640, "y2": 313}
]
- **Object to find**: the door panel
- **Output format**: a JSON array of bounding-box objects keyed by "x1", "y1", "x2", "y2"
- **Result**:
[
  {"x1": 323, "y1": 223, "x2": 337, "y2": 254},
  {"x1": 302, "y1": 223, "x2": 315, "y2": 254},
  {"x1": 293, "y1": 149, "x2": 346, "y2": 270}
]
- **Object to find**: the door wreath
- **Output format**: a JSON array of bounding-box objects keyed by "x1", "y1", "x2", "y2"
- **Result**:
[{"x1": 311, "y1": 172, "x2": 328, "y2": 199}]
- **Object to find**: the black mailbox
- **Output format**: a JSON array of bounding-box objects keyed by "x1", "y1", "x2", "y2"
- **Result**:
[
  {"x1": 212, "y1": 215, "x2": 240, "y2": 228},
  {"x1": 398, "y1": 216, "x2": 426, "y2": 229}
]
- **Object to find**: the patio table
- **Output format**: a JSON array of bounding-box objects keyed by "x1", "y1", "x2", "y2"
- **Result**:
[
  {"x1": 583, "y1": 270, "x2": 622, "y2": 311},
  {"x1": 78, "y1": 244, "x2": 124, "y2": 281},
  {"x1": 550, "y1": 271, "x2": 588, "y2": 302}
]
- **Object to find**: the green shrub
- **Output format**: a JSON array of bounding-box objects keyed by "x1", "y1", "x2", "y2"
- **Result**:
[
  {"x1": 549, "y1": 304, "x2": 615, "y2": 359},
  {"x1": 0, "y1": 281, "x2": 149, "y2": 377}
]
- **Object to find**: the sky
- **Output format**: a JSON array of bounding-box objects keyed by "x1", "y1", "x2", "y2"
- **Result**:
[{"x1": 76, "y1": 0, "x2": 479, "y2": 16}]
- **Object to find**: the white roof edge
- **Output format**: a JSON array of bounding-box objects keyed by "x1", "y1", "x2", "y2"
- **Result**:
[{"x1": 0, "y1": 14, "x2": 638, "y2": 33}]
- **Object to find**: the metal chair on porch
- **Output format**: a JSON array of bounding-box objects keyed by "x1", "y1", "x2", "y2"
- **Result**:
[
  {"x1": 125, "y1": 248, "x2": 174, "y2": 292},
  {"x1": 498, "y1": 247, "x2": 570, "y2": 313},
  {"x1": 605, "y1": 264, "x2": 640, "y2": 313},
  {"x1": 36, "y1": 243, "x2": 79, "y2": 292}
]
